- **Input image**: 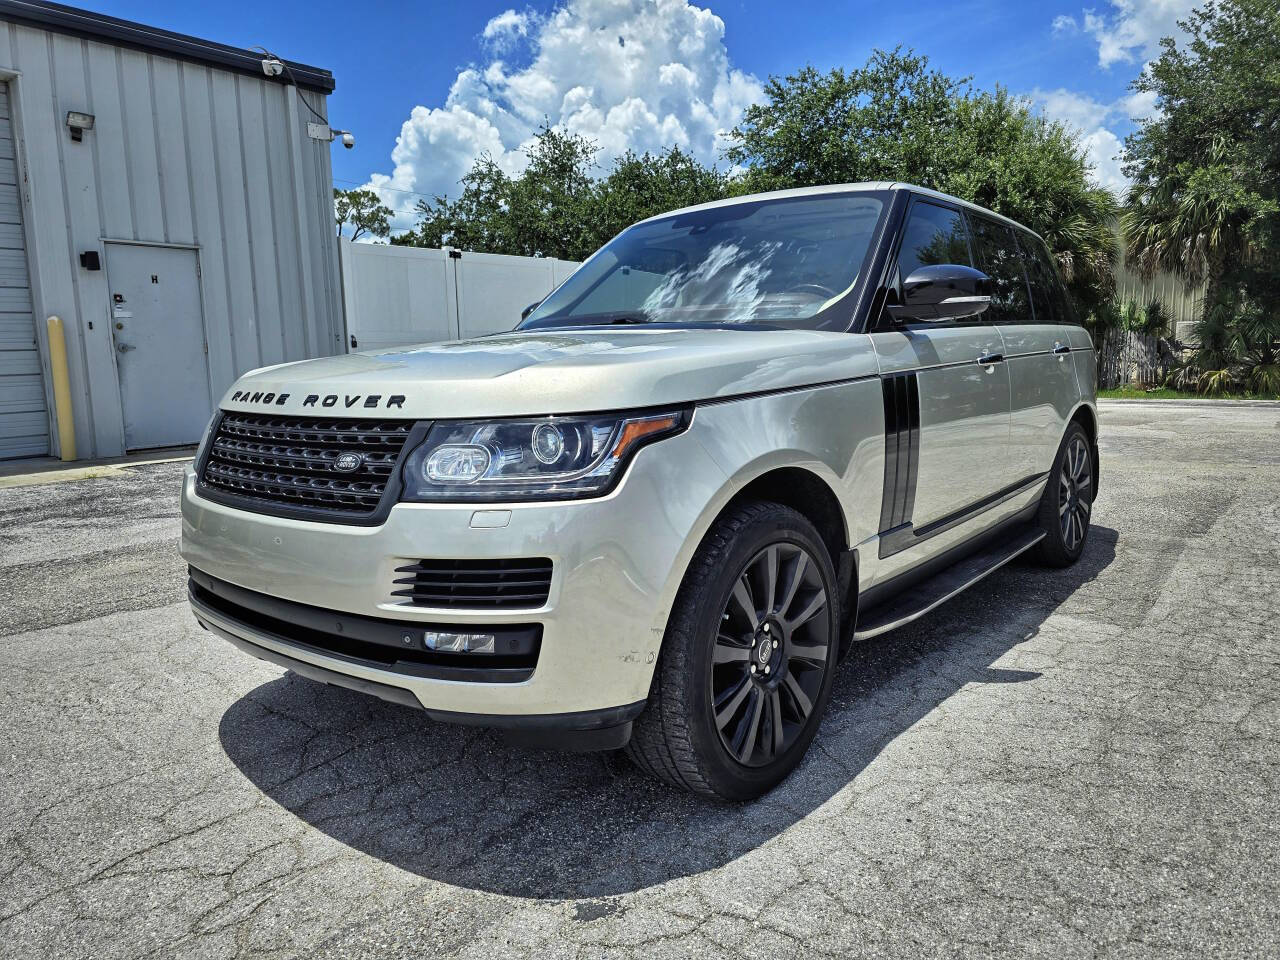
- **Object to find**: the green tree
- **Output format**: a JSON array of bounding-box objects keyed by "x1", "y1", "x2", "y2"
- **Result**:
[
  {"x1": 1121, "y1": 0, "x2": 1280, "y2": 393},
  {"x1": 726, "y1": 49, "x2": 1119, "y2": 318},
  {"x1": 395, "y1": 129, "x2": 729, "y2": 261},
  {"x1": 395, "y1": 126, "x2": 599, "y2": 259},
  {"x1": 334, "y1": 188, "x2": 392, "y2": 242},
  {"x1": 587, "y1": 146, "x2": 730, "y2": 250}
]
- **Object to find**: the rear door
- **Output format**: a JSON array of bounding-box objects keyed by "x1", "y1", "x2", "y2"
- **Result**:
[
  {"x1": 869, "y1": 197, "x2": 1011, "y2": 553},
  {"x1": 971, "y1": 220, "x2": 1081, "y2": 482}
]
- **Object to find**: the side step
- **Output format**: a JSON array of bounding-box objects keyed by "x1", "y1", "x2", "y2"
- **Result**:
[{"x1": 853, "y1": 526, "x2": 1046, "y2": 640}]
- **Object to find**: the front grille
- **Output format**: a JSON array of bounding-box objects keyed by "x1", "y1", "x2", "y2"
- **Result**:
[
  {"x1": 392, "y1": 558, "x2": 554, "y2": 609},
  {"x1": 200, "y1": 412, "x2": 414, "y2": 519}
]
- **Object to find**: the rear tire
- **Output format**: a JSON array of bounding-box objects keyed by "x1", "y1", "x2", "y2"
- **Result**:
[
  {"x1": 626, "y1": 501, "x2": 840, "y2": 800},
  {"x1": 1032, "y1": 422, "x2": 1094, "y2": 567}
]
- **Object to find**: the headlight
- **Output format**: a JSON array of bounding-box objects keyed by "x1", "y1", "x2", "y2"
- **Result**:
[
  {"x1": 193, "y1": 410, "x2": 221, "y2": 468},
  {"x1": 399, "y1": 407, "x2": 690, "y2": 502}
]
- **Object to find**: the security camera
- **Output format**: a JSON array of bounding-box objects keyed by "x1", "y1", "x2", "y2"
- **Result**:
[
  {"x1": 261, "y1": 58, "x2": 285, "y2": 78},
  {"x1": 341, "y1": 132, "x2": 355, "y2": 149}
]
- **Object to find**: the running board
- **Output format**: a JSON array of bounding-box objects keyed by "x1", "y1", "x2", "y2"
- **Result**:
[{"x1": 853, "y1": 527, "x2": 1046, "y2": 640}]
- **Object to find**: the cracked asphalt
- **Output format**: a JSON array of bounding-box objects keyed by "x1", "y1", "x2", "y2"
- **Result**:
[{"x1": 1, "y1": 400, "x2": 1277, "y2": 959}]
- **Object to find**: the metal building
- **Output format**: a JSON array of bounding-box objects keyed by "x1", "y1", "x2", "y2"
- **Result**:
[{"x1": 0, "y1": 0, "x2": 343, "y2": 460}]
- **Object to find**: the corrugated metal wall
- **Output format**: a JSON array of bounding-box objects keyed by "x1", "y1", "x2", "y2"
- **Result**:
[
  {"x1": 1113, "y1": 245, "x2": 1205, "y2": 344},
  {"x1": 0, "y1": 20, "x2": 342, "y2": 458}
]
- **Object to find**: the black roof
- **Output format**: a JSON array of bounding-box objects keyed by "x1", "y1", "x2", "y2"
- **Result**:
[{"x1": 0, "y1": 0, "x2": 335, "y2": 93}]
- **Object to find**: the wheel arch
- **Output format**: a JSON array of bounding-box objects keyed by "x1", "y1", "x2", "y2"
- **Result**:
[
  {"x1": 1066, "y1": 401, "x2": 1100, "y2": 499},
  {"x1": 686, "y1": 464, "x2": 859, "y2": 660},
  {"x1": 724, "y1": 466, "x2": 850, "y2": 562}
]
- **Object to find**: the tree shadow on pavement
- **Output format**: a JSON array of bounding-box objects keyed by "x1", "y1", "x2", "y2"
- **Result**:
[{"x1": 219, "y1": 526, "x2": 1118, "y2": 899}]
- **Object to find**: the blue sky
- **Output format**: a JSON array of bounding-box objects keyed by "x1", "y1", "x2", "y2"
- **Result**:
[{"x1": 93, "y1": 0, "x2": 1196, "y2": 231}]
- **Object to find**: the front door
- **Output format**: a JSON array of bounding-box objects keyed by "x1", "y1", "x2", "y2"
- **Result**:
[
  {"x1": 871, "y1": 326, "x2": 1011, "y2": 530},
  {"x1": 105, "y1": 244, "x2": 211, "y2": 450},
  {"x1": 868, "y1": 197, "x2": 1012, "y2": 549}
]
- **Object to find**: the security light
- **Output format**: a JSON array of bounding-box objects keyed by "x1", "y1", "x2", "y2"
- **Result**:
[{"x1": 66, "y1": 111, "x2": 94, "y2": 142}]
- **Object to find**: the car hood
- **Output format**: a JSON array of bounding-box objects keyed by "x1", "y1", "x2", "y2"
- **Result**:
[{"x1": 220, "y1": 327, "x2": 880, "y2": 419}]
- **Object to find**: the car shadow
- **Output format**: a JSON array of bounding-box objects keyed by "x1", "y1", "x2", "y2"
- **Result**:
[{"x1": 218, "y1": 526, "x2": 1118, "y2": 899}]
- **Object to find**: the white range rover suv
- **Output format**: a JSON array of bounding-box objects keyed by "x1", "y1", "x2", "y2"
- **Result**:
[{"x1": 182, "y1": 183, "x2": 1098, "y2": 799}]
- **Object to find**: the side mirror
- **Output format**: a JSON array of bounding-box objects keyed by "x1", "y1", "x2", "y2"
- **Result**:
[
  {"x1": 887, "y1": 264, "x2": 992, "y2": 323},
  {"x1": 521, "y1": 300, "x2": 543, "y2": 321}
]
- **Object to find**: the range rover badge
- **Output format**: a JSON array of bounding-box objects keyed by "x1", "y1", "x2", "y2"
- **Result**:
[{"x1": 333, "y1": 452, "x2": 363, "y2": 473}]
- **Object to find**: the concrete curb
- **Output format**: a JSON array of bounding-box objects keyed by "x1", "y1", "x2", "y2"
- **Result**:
[
  {"x1": 0, "y1": 451, "x2": 193, "y2": 488},
  {"x1": 1098, "y1": 397, "x2": 1280, "y2": 409}
]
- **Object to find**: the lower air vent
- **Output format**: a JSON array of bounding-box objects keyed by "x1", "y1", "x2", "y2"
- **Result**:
[{"x1": 392, "y1": 558, "x2": 553, "y2": 609}]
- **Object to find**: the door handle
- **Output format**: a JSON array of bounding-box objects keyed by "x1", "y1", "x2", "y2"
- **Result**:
[
  {"x1": 117, "y1": 342, "x2": 135, "y2": 353},
  {"x1": 976, "y1": 352, "x2": 1004, "y2": 366},
  {"x1": 1053, "y1": 343, "x2": 1072, "y2": 355}
]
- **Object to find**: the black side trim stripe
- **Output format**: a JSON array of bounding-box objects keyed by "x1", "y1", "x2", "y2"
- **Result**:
[
  {"x1": 878, "y1": 372, "x2": 920, "y2": 534},
  {"x1": 878, "y1": 471, "x2": 1048, "y2": 559}
]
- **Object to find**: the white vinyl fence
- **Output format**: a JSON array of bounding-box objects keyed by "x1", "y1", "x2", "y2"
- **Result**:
[{"x1": 339, "y1": 239, "x2": 580, "y2": 352}]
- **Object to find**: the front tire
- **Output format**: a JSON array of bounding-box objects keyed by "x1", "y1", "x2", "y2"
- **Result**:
[
  {"x1": 1033, "y1": 422, "x2": 1094, "y2": 567},
  {"x1": 626, "y1": 502, "x2": 840, "y2": 800}
]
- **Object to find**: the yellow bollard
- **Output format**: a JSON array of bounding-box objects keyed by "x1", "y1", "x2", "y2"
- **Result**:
[{"x1": 45, "y1": 315, "x2": 76, "y2": 461}]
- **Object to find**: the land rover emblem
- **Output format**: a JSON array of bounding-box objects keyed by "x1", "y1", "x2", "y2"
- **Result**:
[{"x1": 333, "y1": 452, "x2": 363, "y2": 473}]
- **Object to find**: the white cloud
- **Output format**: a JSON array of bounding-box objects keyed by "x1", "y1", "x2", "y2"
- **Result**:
[
  {"x1": 1058, "y1": 0, "x2": 1198, "y2": 67},
  {"x1": 1116, "y1": 87, "x2": 1159, "y2": 123},
  {"x1": 1031, "y1": 87, "x2": 1110, "y2": 132},
  {"x1": 366, "y1": 0, "x2": 762, "y2": 231},
  {"x1": 482, "y1": 9, "x2": 535, "y2": 52},
  {"x1": 1030, "y1": 86, "x2": 1154, "y2": 195},
  {"x1": 1040, "y1": 3, "x2": 1186, "y2": 192},
  {"x1": 1078, "y1": 127, "x2": 1127, "y2": 194}
]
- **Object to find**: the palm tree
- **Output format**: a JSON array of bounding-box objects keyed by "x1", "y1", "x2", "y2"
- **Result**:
[{"x1": 1121, "y1": 138, "x2": 1274, "y2": 388}]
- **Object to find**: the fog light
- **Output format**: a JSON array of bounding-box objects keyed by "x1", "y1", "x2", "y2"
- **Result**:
[{"x1": 423, "y1": 630, "x2": 497, "y2": 654}]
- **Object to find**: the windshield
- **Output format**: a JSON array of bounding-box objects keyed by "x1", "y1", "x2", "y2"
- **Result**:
[{"x1": 520, "y1": 192, "x2": 886, "y2": 331}]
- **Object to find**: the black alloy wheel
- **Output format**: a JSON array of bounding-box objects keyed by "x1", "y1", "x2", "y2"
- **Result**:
[
  {"x1": 1059, "y1": 433, "x2": 1092, "y2": 552},
  {"x1": 710, "y1": 543, "x2": 830, "y2": 767},
  {"x1": 626, "y1": 501, "x2": 841, "y2": 800},
  {"x1": 1033, "y1": 421, "x2": 1094, "y2": 567}
]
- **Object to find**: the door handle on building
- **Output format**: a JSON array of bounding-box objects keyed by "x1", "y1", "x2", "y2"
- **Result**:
[{"x1": 117, "y1": 342, "x2": 135, "y2": 353}]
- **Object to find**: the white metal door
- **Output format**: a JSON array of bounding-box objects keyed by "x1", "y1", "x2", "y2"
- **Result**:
[
  {"x1": 0, "y1": 81, "x2": 47, "y2": 460},
  {"x1": 105, "y1": 244, "x2": 211, "y2": 450}
]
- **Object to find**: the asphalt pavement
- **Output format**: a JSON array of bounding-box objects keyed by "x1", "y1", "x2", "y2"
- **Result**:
[{"x1": 1, "y1": 400, "x2": 1277, "y2": 959}]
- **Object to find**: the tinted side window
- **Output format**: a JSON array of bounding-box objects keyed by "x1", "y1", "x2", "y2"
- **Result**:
[
  {"x1": 1021, "y1": 233, "x2": 1068, "y2": 324},
  {"x1": 970, "y1": 216, "x2": 1031, "y2": 324},
  {"x1": 1020, "y1": 234, "x2": 1059, "y2": 324},
  {"x1": 895, "y1": 201, "x2": 971, "y2": 281},
  {"x1": 1029, "y1": 236, "x2": 1077, "y2": 325}
]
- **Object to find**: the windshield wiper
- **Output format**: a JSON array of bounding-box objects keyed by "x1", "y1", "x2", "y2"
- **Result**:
[{"x1": 597, "y1": 313, "x2": 650, "y2": 325}]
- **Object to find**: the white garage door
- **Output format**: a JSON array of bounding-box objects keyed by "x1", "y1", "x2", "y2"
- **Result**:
[{"x1": 0, "y1": 81, "x2": 45, "y2": 459}]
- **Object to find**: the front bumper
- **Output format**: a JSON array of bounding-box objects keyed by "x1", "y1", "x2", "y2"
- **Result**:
[
  {"x1": 189, "y1": 572, "x2": 645, "y2": 749},
  {"x1": 179, "y1": 426, "x2": 728, "y2": 724}
]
